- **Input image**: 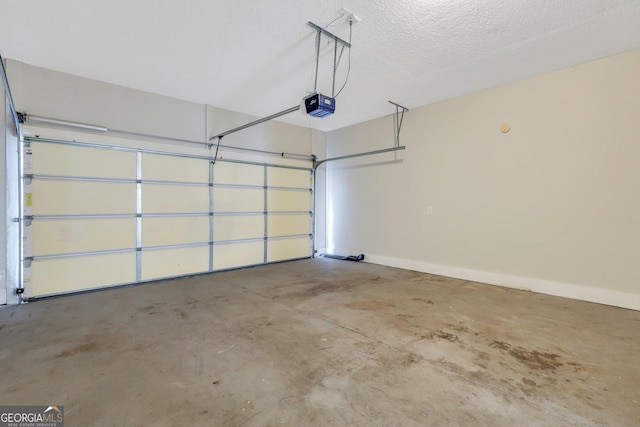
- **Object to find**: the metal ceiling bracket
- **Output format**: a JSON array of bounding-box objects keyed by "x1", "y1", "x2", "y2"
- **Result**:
[
  {"x1": 389, "y1": 101, "x2": 409, "y2": 147},
  {"x1": 307, "y1": 22, "x2": 352, "y2": 48},
  {"x1": 307, "y1": 22, "x2": 351, "y2": 97}
]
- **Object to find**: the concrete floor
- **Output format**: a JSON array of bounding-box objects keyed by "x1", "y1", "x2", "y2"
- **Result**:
[{"x1": 1, "y1": 259, "x2": 639, "y2": 426}]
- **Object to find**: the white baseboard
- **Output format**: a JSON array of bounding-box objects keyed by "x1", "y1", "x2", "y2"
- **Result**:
[{"x1": 324, "y1": 250, "x2": 640, "y2": 311}]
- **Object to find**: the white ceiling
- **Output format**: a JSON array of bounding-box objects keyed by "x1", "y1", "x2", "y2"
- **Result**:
[{"x1": 2, "y1": 1, "x2": 640, "y2": 132}]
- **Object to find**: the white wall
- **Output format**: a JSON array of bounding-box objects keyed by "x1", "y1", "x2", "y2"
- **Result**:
[
  {"x1": 327, "y1": 48, "x2": 640, "y2": 311},
  {"x1": 2, "y1": 62, "x2": 21, "y2": 306},
  {"x1": 1, "y1": 77, "x2": 7, "y2": 305}
]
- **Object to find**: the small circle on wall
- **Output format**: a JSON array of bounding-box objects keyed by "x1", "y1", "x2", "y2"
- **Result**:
[{"x1": 500, "y1": 123, "x2": 511, "y2": 133}]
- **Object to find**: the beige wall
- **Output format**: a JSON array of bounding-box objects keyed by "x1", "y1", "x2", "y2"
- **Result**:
[{"x1": 327, "y1": 48, "x2": 640, "y2": 310}]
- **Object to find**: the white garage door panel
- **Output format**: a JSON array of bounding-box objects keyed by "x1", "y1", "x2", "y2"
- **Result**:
[
  {"x1": 142, "y1": 216, "x2": 209, "y2": 246},
  {"x1": 267, "y1": 190, "x2": 311, "y2": 212},
  {"x1": 142, "y1": 184, "x2": 209, "y2": 213},
  {"x1": 32, "y1": 218, "x2": 135, "y2": 255},
  {"x1": 268, "y1": 215, "x2": 311, "y2": 237},
  {"x1": 213, "y1": 216, "x2": 264, "y2": 241},
  {"x1": 24, "y1": 134, "x2": 313, "y2": 298},
  {"x1": 32, "y1": 180, "x2": 135, "y2": 215},
  {"x1": 213, "y1": 162, "x2": 263, "y2": 186},
  {"x1": 213, "y1": 241, "x2": 264, "y2": 270},
  {"x1": 32, "y1": 142, "x2": 135, "y2": 179},
  {"x1": 142, "y1": 154, "x2": 209, "y2": 183},
  {"x1": 31, "y1": 253, "x2": 136, "y2": 296},
  {"x1": 267, "y1": 238, "x2": 311, "y2": 262},
  {"x1": 213, "y1": 187, "x2": 264, "y2": 212},
  {"x1": 267, "y1": 168, "x2": 310, "y2": 189},
  {"x1": 141, "y1": 246, "x2": 209, "y2": 281}
]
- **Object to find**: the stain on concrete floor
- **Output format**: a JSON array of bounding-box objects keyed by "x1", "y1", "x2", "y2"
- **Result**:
[{"x1": 1, "y1": 258, "x2": 639, "y2": 426}]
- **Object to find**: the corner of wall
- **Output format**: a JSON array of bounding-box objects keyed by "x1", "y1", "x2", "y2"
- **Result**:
[{"x1": 324, "y1": 49, "x2": 640, "y2": 311}]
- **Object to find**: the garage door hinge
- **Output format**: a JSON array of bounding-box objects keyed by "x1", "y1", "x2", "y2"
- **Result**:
[
  {"x1": 24, "y1": 174, "x2": 33, "y2": 185},
  {"x1": 23, "y1": 257, "x2": 33, "y2": 268},
  {"x1": 23, "y1": 216, "x2": 33, "y2": 226}
]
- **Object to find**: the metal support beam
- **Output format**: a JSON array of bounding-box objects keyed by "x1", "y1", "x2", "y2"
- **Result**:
[
  {"x1": 314, "y1": 146, "x2": 406, "y2": 169},
  {"x1": 135, "y1": 152, "x2": 142, "y2": 281},
  {"x1": 20, "y1": 113, "x2": 107, "y2": 133},
  {"x1": 208, "y1": 161, "x2": 214, "y2": 272},
  {"x1": 26, "y1": 232, "x2": 312, "y2": 262},
  {"x1": 20, "y1": 112, "x2": 313, "y2": 160},
  {"x1": 25, "y1": 136, "x2": 312, "y2": 171},
  {"x1": 209, "y1": 106, "x2": 300, "y2": 142},
  {"x1": 214, "y1": 144, "x2": 314, "y2": 161},
  {"x1": 263, "y1": 166, "x2": 268, "y2": 263},
  {"x1": 311, "y1": 168, "x2": 317, "y2": 258},
  {"x1": 389, "y1": 101, "x2": 409, "y2": 147}
]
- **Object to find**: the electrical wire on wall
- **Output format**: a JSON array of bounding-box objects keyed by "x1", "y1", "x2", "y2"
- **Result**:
[
  {"x1": 334, "y1": 20, "x2": 353, "y2": 98},
  {"x1": 323, "y1": 10, "x2": 347, "y2": 29}
]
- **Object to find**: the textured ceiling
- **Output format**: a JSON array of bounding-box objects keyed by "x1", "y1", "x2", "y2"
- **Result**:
[{"x1": 2, "y1": 1, "x2": 640, "y2": 132}]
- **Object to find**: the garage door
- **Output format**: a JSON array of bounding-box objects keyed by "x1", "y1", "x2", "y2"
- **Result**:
[{"x1": 22, "y1": 133, "x2": 313, "y2": 298}]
